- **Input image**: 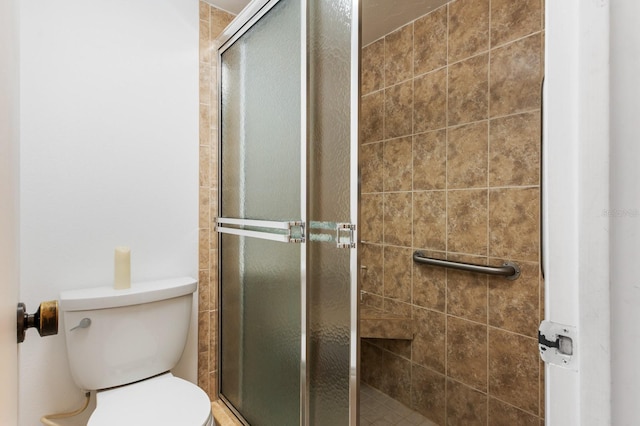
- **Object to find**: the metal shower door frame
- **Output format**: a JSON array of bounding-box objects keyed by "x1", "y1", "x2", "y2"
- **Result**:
[{"x1": 215, "y1": 0, "x2": 360, "y2": 424}]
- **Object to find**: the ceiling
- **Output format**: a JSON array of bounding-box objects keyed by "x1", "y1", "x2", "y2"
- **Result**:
[{"x1": 205, "y1": 0, "x2": 450, "y2": 45}]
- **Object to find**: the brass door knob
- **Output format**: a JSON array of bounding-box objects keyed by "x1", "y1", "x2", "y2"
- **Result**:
[{"x1": 17, "y1": 300, "x2": 58, "y2": 343}]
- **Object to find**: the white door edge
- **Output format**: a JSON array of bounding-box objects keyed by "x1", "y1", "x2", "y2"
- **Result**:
[
  {"x1": 544, "y1": 1, "x2": 611, "y2": 425},
  {"x1": 0, "y1": 0, "x2": 20, "y2": 423}
]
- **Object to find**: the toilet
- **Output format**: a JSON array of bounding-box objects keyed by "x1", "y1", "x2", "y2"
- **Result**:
[{"x1": 59, "y1": 277, "x2": 214, "y2": 426}]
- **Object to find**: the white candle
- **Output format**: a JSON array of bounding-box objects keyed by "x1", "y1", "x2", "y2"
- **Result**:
[{"x1": 114, "y1": 246, "x2": 131, "y2": 290}]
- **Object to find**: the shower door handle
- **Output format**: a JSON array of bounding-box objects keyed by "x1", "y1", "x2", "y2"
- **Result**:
[
  {"x1": 306, "y1": 221, "x2": 356, "y2": 248},
  {"x1": 215, "y1": 217, "x2": 305, "y2": 243}
]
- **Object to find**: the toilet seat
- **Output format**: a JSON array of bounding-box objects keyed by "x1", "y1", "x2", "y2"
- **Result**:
[{"x1": 88, "y1": 372, "x2": 213, "y2": 426}]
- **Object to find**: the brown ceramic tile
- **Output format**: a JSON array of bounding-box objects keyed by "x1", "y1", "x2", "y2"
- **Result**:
[
  {"x1": 200, "y1": 1, "x2": 210, "y2": 22},
  {"x1": 413, "y1": 129, "x2": 446, "y2": 190},
  {"x1": 447, "y1": 253, "x2": 488, "y2": 323},
  {"x1": 198, "y1": 350, "x2": 210, "y2": 391},
  {"x1": 380, "y1": 353, "x2": 413, "y2": 407},
  {"x1": 209, "y1": 248, "x2": 218, "y2": 274},
  {"x1": 209, "y1": 264, "x2": 218, "y2": 309},
  {"x1": 211, "y1": 8, "x2": 235, "y2": 39},
  {"x1": 200, "y1": 103, "x2": 211, "y2": 145},
  {"x1": 411, "y1": 364, "x2": 446, "y2": 425},
  {"x1": 488, "y1": 261, "x2": 540, "y2": 337},
  {"x1": 210, "y1": 226, "x2": 219, "y2": 250},
  {"x1": 489, "y1": 329, "x2": 539, "y2": 414},
  {"x1": 383, "y1": 246, "x2": 412, "y2": 303},
  {"x1": 210, "y1": 147, "x2": 219, "y2": 191},
  {"x1": 448, "y1": 53, "x2": 489, "y2": 126},
  {"x1": 385, "y1": 81, "x2": 413, "y2": 139},
  {"x1": 385, "y1": 23, "x2": 413, "y2": 86},
  {"x1": 209, "y1": 188, "x2": 219, "y2": 225},
  {"x1": 414, "y1": 68, "x2": 447, "y2": 133},
  {"x1": 198, "y1": 269, "x2": 210, "y2": 312},
  {"x1": 489, "y1": 111, "x2": 541, "y2": 187},
  {"x1": 208, "y1": 370, "x2": 218, "y2": 401},
  {"x1": 199, "y1": 187, "x2": 210, "y2": 228},
  {"x1": 413, "y1": 250, "x2": 446, "y2": 312},
  {"x1": 200, "y1": 145, "x2": 211, "y2": 187},
  {"x1": 414, "y1": 6, "x2": 448, "y2": 76},
  {"x1": 384, "y1": 297, "x2": 412, "y2": 319},
  {"x1": 362, "y1": 310, "x2": 412, "y2": 342},
  {"x1": 362, "y1": 38, "x2": 384, "y2": 95},
  {"x1": 209, "y1": 63, "x2": 218, "y2": 107},
  {"x1": 200, "y1": 116, "x2": 211, "y2": 146},
  {"x1": 361, "y1": 91, "x2": 385, "y2": 143},
  {"x1": 199, "y1": 19, "x2": 211, "y2": 63},
  {"x1": 447, "y1": 316, "x2": 488, "y2": 390},
  {"x1": 199, "y1": 228, "x2": 210, "y2": 270},
  {"x1": 447, "y1": 121, "x2": 489, "y2": 189},
  {"x1": 362, "y1": 291, "x2": 384, "y2": 310},
  {"x1": 360, "y1": 193, "x2": 384, "y2": 243},
  {"x1": 209, "y1": 125, "x2": 219, "y2": 158},
  {"x1": 361, "y1": 142, "x2": 384, "y2": 193},
  {"x1": 412, "y1": 306, "x2": 446, "y2": 373},
  {"x1": 491, "y1": 0, "x2": 542, "y2": 48},
  {"x1": 198, "y1": 311, "x2": 210, "y2": 353},
  {"x1": 413, "y1": 191, "x2": 446, "y2": 251},
  {"x1": 384, "y1": 192, "x2": 412, "y2": 247},
  {"x1": 446, "y1": 379, "x2": 488, "y2": 426},
  {"x1": 200, "y1": 61, "x2": 211, "y2": 105},
  {"x1": 210, "y1": 113, "x2": 218, "y2": 139},
  {"x1": 488, "y1": 398, "x2": 539, "y2": 426},
  {"x1": 490, "y1": 33, "x2": 542, "y2": 118},
  {"x1": 488, "y1": 187, "x2": 539, "y2": 261},
  {"x1": 361, "y1": 243, "x2": 383, "y2": 296},
  {"x1": 368, "y1": 337, "x2": 412, "y2": 358},
  {"x1": 362, "y1": 342, "x2": 412, "y2": 406},
  {"x1": 448, "y1": 0, "x2": 490, "y2": 63},
  {"x1": 447, "y1": 189, "x2": 488, "y2": 256},
  {"x1": 209, "y1": 310, "x2": 218, "y2": 371},
  {"x1": 384, "y1": 137, "x2": 413, "y2": 192},
  {"x1": 361, "y1": 341, "x2": 384, "y2": 387}
]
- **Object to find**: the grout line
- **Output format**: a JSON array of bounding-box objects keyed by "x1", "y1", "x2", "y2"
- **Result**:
[
  {"x1": 487, "y1": 1, "x2": 492, "y2": 423},
  {"x1": 444, "y1": 3, "x2": 450, "y2": 423}
]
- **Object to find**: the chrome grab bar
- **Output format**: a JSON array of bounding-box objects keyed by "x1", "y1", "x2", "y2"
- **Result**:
[
  {"x1": 412, "y1": 251, "x2": 520, "y2": 280},
  {"x1": 215, "y1": 217, "x2": 305, "y2": 243}
]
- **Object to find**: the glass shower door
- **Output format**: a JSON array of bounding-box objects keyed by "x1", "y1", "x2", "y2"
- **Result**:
[{"x1": 216, "y1": 0, "x2": 359, "y2": 424}]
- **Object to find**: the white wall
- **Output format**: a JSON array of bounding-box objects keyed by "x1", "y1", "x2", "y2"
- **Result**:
[
  {"x1": 610, "y1": 0, "x2": 640, "y2": 424},
  {"x1": 0, "y1": 0, "x2": 20, "y2": 423},
  {"x1": 19, "y1": 0, "x2": 199, "y2": 424}
]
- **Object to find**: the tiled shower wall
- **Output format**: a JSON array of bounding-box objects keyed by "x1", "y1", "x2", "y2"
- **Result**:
[
  {"x1": 360, "y1": 0, "x2": 545, "y2": 424},
  {"x1": 198, "y1": 1, "x2": 234, "y2": 401}
]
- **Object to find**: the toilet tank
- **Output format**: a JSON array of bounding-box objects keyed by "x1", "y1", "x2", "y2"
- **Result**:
[{"x1": 59, "y1": 277, "x2": 197, "y2": 391}]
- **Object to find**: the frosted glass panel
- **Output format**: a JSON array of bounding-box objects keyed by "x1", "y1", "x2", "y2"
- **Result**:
[
  {"x1": 307, "y1": 0, "x2": 357, "y2": 424},
  {"x1": 220, "y1": 234, "x2": 300, "y2": 425},
  {"x1": 218, "y1": 0, "x2": 358, "y2": 423},
  {"x1": 221, "y1": 0, "x2": 300, "y2": 221},
  {"x1": 219, "y1": 0, "x2": 302, "y2": 424}
]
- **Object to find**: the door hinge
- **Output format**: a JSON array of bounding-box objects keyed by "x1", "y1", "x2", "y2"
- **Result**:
[
  {"x1": 538, "y1": 320, "x2": 577, "y2": 370},
  {"x1": 336, "y1": 223, "x2": 356, "y2": 249}
]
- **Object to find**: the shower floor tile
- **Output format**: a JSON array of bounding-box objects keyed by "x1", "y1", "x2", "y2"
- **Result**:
[{"x1": 360, "y1": 383, "x2": 439, "y2": 426}]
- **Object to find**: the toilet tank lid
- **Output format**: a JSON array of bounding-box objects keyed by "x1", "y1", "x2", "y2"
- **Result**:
[{"x1": 59, "y1": 277, "x2": 197, "y2": 312}]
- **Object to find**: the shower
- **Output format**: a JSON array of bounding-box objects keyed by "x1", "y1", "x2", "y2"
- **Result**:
[
  {"x1": 203, "y1": 0, "x2": 544, "y2": 424},
  {"x1": 359, "y1": 0, "x2": 544, "y2": 424}
]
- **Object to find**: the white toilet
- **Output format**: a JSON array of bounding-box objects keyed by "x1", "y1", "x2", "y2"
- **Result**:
[{"x1": 59, "y1": 277, "x2": 214, "y2": 426}]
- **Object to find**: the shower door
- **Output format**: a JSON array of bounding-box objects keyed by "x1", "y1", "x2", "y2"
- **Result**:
[{"x1": 215, "y1": 0, "x2": 359, "y2": 425}]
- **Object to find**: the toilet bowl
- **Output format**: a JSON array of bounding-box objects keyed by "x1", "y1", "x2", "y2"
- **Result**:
[
  {"x1": 59, "y1": 277, "x2": 213, "y2": 426},
  {"x1": 89, "y1": 373, "x2": 213, "y2": 426}
]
